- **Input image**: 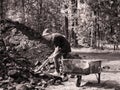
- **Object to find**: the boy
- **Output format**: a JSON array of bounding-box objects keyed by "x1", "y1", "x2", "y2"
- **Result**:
[{"x1": 42, "y1": 28, "x2": 71, "y2": 80}]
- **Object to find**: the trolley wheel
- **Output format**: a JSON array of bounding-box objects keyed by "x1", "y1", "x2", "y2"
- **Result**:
[
  {"x1": 76, "y1": 75, "x2": 82, "y2": 87},
  {"x1": 98, "y1": 73, "x2": 101, "y2": 84}
]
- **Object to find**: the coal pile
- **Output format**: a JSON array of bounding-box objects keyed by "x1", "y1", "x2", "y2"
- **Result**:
[
  {"x1": 0, "y1": 52, "x2": 63, "y2": 90},
  {"x1": 0, "y1": 20, "x2": 63, "y2": 89},
  {"x1": 0, "y1": 32, "x2": 61, "y2": 90}
]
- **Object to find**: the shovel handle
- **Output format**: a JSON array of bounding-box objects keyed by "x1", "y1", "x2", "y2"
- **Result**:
[{"x1": 35, "y1": 59, "x2": 49, "y2": 72}]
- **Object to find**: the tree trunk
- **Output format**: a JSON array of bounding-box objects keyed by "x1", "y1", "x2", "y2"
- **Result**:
[
  {"x1": 21, "y1": 0, "x2": 25, "y2": 23},
  {"x1": 90, "y1": 29, "x2": 93, "y2": 47},
  {"x1": 0, "y1": 0, "x2": 4, "y2": 20},
  {"x1": 37, "y1": 0, "x2": 43, "y2": 33},
  {"x1": 64, "y1": 16, "x2": 69, "y2": 40}
]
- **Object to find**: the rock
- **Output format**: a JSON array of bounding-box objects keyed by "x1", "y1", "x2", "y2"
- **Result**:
[
  {"x1": 0, "y1": 79, "x2": 9, "y2": 86},
  {"x1": 0, "y1": 77, "x2": 3, "y2": 80},
  {"x1": 16, "y1": 84, "x2": 29, "y2": 90},
  {"x1": 47, "y1": 79, "x2": 55, "y2": 85},
  {"x1": 7, "y1": 86, "x2": 16, "y2": 90},
  {"x1": 8, "y1": 77, "x2": 14, "y2": 82},
  {"x1": 37, "y1": 82, "x2": 42, "y2": 86},
  {"x1": 30, "y1": 78, "x2": 36, "y2": 85},
  {"x1": 0, "y1": 88, "x2": 4, "y2": 90},
  {"x1": 35, "y1": 86, "x2": 42, "y2": 90},
  {"x1": 8, "y1": 70, "x2": 20, "y2": 78}
]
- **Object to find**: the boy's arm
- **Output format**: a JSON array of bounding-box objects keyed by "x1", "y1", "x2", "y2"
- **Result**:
[{"x1": 48, "y1": 46, "x2": 61, "y2": 59}]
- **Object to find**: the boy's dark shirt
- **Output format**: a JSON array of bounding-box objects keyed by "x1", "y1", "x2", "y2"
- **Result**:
[{"x1": 43, "y1": 33, "x2": 71, "y2": 54}]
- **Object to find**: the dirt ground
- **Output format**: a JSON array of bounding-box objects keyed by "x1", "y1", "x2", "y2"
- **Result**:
[
  {"x1": 46, "y1": 48, "x2": 120, "y2": 90},
  {"x1": 46, "y1": 73, "x2": 120, "y2": 90}
]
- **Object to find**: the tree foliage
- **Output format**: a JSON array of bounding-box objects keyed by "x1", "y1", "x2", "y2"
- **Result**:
[
  {"x1": 1, "y1": 0, "x2": 120, "y2": 49},
  {"x1": 70, "y1": 0, "x2": 120, "y2": 48},
  {"x1": 1, "y1": 0, "x2": 64, "y2": 34}
]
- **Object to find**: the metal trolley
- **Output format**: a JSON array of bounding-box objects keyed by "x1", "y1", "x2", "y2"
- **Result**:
[{"x1": 61, "y1": 59, "x2": 101, "y2": 87}]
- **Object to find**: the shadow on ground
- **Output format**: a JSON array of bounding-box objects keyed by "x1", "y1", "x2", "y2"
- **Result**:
[{"x1": 83, "y1": 80, "x2": 120, "y2": 90}]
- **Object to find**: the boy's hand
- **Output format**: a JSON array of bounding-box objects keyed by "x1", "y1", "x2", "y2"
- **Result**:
[
  {"x1": 48, "y1": 46, "x2": 61, "y2": 59},
  {"x1": 48, "y1": 55, "x2": 53, "y2": 59}
]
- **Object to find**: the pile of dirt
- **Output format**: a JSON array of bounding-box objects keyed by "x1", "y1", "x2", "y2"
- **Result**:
[
  {"x1": 0, "y1": 52, "x2": 61, "y2": 89},
  {"x1": 0, "y1": 50, "x2": 62, "y2": 90},
  {"x1": 0, "y1": 19, "x2": 53, "y2": 63},
  {"x1": 3, "y1": 27, "x2": 53, "y2": 62},
  {"x1": 0, "y1": 26, "x2": 59, "y2": 89},
  {"x1": 0, "y1": 19, "x2": 67, "y2": 89}
]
